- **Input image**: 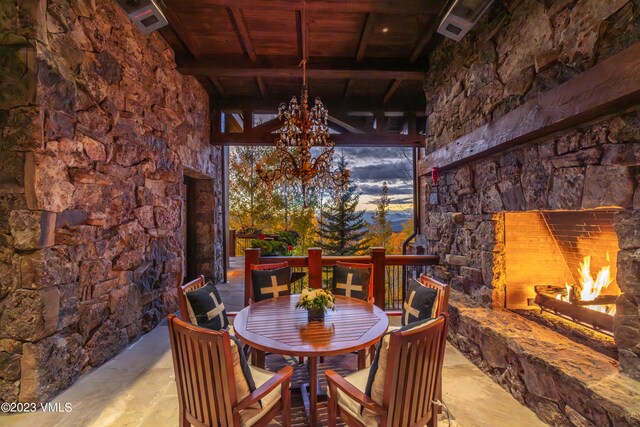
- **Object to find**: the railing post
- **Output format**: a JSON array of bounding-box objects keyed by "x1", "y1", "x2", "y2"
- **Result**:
[
  {"x1": 371, "y1": 247, "x2": 386, "y2": 310},
  {"x1": 229, "y1": 229, "x2": 236, "y2": 257},
  {"x1": 308, "y1": 248, "x2": 323, "y2": 289},
  {"x1": 244, "y1": 248, "x2": 261, "y2": 306}
]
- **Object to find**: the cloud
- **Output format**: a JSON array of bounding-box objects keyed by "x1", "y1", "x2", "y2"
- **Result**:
[
  {"x1": 389, "y1": 197, "x2": 413, "y2": 205},
  {"x1": 358, "y1": 183, "x2": 414, "y2": 196},
  {"x1": 339, "y1": 147, "x2": 412, "y2": 164},
  {"x1": 350, "y1": 162, "x2": 411, "y2": 182}
]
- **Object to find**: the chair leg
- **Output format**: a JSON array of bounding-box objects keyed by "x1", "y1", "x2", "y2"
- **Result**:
[
  {"x1": 281, "y1": 383, "x2": 291, "y2": 427},
  {"x1": 327, "y1": 394, "x2": 337, "y2": 427},
  {"x1": 179, "y1": 410, "x2": 188, "y2": 427},
  {"x1": 426, "y1": 403, "x2": 438, "y2": 427}
]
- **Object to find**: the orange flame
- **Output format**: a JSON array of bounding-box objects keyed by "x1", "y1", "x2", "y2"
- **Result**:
[{"x1": 556, "y1": 253, "x2": 616, "y2": 315}]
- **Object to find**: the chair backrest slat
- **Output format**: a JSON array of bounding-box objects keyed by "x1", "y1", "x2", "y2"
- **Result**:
[
  {"x1": 383, "y1": 315, "x2": 449, "y2": 427},
  {"x1": 168, "y1": 314, "x2": 240, "y2": 426}
]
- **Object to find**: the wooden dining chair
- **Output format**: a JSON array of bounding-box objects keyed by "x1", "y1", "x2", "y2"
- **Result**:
[
  {"x1": 333, "y1": 261, "x2": 375, "y2": 304},
  {"x1": 326, "y1": 314, "x2": 449, "y2": 427},
  {"x1": 167, "y1": 314, "x2": 293, "y2": 427}
]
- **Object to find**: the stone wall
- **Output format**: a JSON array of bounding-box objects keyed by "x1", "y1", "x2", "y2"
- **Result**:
[
  {"x1": 424, "y1": 0, "x2": 640, "y2": 153},
  {"x1": 417, "y1": 0, "x2": 640, "y2": 395},
  {"x1": 0, "y1": 0, "x2": 223, "y2": 403}
]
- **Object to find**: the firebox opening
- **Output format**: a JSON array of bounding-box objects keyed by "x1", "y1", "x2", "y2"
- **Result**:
[{"x1": 504, "y1": 210, "x2": 621, "y2": 358}]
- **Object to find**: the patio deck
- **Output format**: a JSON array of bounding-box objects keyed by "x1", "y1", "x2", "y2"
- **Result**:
[{"x1": 2, "y1": 258, "x2": 546, "y2": 427}]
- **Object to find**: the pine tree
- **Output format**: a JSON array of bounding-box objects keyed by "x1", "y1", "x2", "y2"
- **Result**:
[
  {"x1": 315, "y1": 155, "x2": 369, "y2": 255},
  {"x1": 368, "y1": 182, "x2": 393, "y2": 250}
]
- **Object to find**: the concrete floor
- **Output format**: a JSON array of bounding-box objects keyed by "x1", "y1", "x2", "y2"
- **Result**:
[
  {"x1": 3, "y1": 318, "x2": 546, "y2": 427},
  {"x1": 2, "y1": 258, "x2": 546, "y2": 426}
]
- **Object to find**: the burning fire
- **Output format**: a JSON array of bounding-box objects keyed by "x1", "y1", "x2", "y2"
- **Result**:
[{"x1": 556, "y1": 253, "x2": 616, "y2": 315}]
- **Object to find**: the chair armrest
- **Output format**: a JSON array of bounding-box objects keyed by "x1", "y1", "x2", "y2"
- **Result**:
[
  {"x1": 227, "y1": 312, "x2": 239, "y2": 317},
  {"x1": 325, "y1": 370, "x2": 386, "y2": 416},
  {"x1": 367, "y1": 297, "x2": 375, "y2": 305},
  {"x1": 386, "y1": 310, "x2": 402, "y2": 316},
  {"x1": 235, "y1": 366, "x2": 293, "y2": 412}
]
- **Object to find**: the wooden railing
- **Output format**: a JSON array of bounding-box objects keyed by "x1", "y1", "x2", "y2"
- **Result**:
[{"x1": 244, "y1": 247, "x2": 439, "y2": 309}]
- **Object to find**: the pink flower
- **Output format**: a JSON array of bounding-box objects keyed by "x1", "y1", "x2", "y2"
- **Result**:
[
  {"x1": 259, "y1": 234, "x2": 266, "y2": 240},
  {"x1": 288, "y1": 245, "x2": 293, "y2": 251}
]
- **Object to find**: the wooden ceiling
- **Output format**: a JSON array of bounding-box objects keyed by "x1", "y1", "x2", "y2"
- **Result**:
[{"x1": 159, "y1": 0, "x2": 448, "y2": 115}]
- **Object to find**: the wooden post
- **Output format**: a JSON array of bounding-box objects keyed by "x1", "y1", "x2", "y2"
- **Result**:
[
  {"x1": 371, "y1": 247, "x2": 386, "y2": 310},
  {"x1": 308, "y1": 248, "x2": 323, "y2": 289},
  {"x1": 244, "y1": 248, "x2": 261, "y2": 307},
  {"x1": 229, "y1": 229, "x2": 236, "y2": 257}
]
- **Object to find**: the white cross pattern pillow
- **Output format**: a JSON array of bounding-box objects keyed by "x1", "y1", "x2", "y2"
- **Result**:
[
  {"x1": 332, "y1": 264, "x2": 371, "y2": 301},
  {"x1": 185, "y1": 282, "x2": 230, "y2": 330},
  {"x1": 251, "y1": 267, "x2": 292, "y2": 302},
  {"x1": 402, "y1": 279, "x2": 439, "y2": 326}
]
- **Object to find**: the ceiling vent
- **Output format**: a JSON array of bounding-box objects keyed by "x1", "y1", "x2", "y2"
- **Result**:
[
  {"x1": 115, "y1": 0, "x2": 168, "y2": 35},
  {"x1": 437, "y1": 0, "x2": 494, "y2": 42}
]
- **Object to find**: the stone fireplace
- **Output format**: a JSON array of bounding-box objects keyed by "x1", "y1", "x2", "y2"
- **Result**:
[{"x1": 416, "y1": 0, "x2": 640, "y2": 424}]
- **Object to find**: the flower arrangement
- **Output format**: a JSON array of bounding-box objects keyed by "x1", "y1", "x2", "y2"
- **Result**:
[{"x1": 296, "y1": 287, "x2": 336, "y2": 321}]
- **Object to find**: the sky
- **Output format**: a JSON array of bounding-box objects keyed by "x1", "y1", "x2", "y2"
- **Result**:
[{"x1": 338, "y1": 147, "x2": 414, "y2": 227}]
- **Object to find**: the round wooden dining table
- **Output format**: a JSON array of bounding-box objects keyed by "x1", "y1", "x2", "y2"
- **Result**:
[{"x1": 233, "y1": 294, "x2": 389, "y2": 427}]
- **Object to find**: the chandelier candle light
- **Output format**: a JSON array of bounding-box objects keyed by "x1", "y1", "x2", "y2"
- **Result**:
[{"x1": 256, "y1": 59, "x2": 349, "y2": 206}]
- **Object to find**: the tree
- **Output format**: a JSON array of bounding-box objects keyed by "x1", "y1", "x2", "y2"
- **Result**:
[
  {"x1": 389, "y1": 219, "x2": 414, "y2": 254},
  {"x1": 228, "y1": 146, "x2": 282, "y2": 231},
  {"x1": 315, "y1": 155, "x2": 369, "y2": 255},
  {"x1": 367, "y1": 182, "x2": 393, "y2": 250}
]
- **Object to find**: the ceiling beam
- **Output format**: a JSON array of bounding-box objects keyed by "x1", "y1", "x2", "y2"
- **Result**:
[
  {"x1": 165, "y1": 0, "x2": 442, "y2": 14},
  {"x1": 383, "y1": 79, "x2": 402, "y2": 104},
  {"x1": 211, "y1": 97, "x2": 425, "y2": 113},
  {"x1": 228, "y1": 8, "x2": 257, "y2": 62},
  {"x1": 256, "y1": 77, "x2": 268, "y2": 99},
  {"x1": 178, "y1": 61, "x2": 425, "y2": 80},
  {"x1": 213, "y1": 132, "x2": 424, "y2": 147},
  {"x1": 356, "y1": 13, "x2": 377, "y2": 62}
]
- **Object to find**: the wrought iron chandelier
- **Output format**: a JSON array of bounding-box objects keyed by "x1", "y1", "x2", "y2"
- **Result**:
[{"x1": 256, "y1": 59, "x2": 349, "y2": 207}]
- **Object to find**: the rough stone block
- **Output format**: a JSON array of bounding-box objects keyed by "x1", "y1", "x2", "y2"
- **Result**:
[
  {"x1": 446, "y1": 254, "x2": 469, "y2": 267},
  {"x1": 0, "y1": 288, "x2": 60, "y2": 341},
  {"x1": 548, "y1": 167, "x2": 584, "y2": 210},
  {"x1": 0, "y1": 338, "x2": 22, "y2": 381},
  {"x1": 614, "y1": 211, "x2": 640, "y2": 250},
  {"x1": 19, "y1": 333, "x2": 83, "y2": 402},
  {"x1": 617, "y1": 250, "x2": 640, "y2": 294},
  {"x1": 582, "y1": 165, "x2": 635, "y2": 209},
  {"x1": 9, "y1": 210, "x2": 56, "y2": 250},
  {"x1": 480, "y1": 185, "x2": 504, "y2": 213},
  {"x1": 497, "y1": 179, "x2": 526, "y2": 211}
]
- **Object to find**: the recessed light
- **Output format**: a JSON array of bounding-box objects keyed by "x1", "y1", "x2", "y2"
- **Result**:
[{"x1": 382, "y1": 27, "x2": 389, "y2": 33}]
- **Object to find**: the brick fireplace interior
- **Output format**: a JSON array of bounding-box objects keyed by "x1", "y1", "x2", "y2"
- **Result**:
[
  {"x1": 505, "y1": 210, "x2": 620, "y2": 311},
  {"x1": 503, "y1": 210, "x2": 622, "y2": 356}
]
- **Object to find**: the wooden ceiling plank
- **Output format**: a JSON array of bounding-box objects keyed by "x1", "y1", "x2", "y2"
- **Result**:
[
  {"x1": 356, "y1": 13, "x2": 377, "y2": 62},
  {"x1": 229, "y1": 8, "x2": 257, "y2": 62},
  {"x1": 210, "y1": 78, "x2": 226, "y2": 97},
  {"x1": 343, "y1": 79, "x2": 354, "y2": 100},
  {"x1": 409, "y1": 13, "x2": 442, "y2": 64},
  {"x1": 256, "y1": 77, "x2": 268, "y2": 99},
  {"x1": 168, "y1": 0, "x2": 441, "y2": 14},
  {"x1": 383, "y1": 79, "x2": 402, "y2": 104}
]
